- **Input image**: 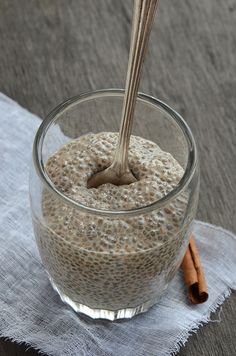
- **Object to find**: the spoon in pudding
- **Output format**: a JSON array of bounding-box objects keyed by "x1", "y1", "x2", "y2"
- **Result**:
[{"x1": 87, "y1": 0, "x2": 158, "y2": 188}]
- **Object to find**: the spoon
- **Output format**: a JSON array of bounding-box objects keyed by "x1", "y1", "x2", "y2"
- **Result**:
[{"x1": 87, "y1": 0, "x2": 158, "y2": 189}]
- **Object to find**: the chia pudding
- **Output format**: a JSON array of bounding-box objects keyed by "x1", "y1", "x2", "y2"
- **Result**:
[{"x1": 33, "y1": 132, "x2": 194, "y2": 313}]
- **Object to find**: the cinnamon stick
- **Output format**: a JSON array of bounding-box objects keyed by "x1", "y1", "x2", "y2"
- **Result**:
[{"x1": 181, "y1": 235, "x2": 208, "y2": 304}]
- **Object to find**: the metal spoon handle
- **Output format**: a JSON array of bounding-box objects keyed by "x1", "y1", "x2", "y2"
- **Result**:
[{"x1": 113, "y1": 0, "x2": 159, "y2": 175}]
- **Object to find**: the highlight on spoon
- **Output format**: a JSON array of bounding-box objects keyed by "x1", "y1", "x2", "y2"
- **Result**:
[{"x1": 87, "y1": 165, "x2": 137, "y2": 189}]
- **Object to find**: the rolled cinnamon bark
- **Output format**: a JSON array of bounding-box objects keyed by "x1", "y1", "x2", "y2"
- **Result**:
[{"x1": 181, "y1": 236, "x2": 208, "y2": 304}]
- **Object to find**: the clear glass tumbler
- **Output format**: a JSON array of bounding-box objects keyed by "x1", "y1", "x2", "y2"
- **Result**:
[{"x1": 30, "y1": 90, "x2": 199, "y2": 320}]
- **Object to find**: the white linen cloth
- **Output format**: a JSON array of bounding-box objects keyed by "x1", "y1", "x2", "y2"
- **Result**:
[{"x1": 0, "y1": 93, "x2": 235, "y2": 356}]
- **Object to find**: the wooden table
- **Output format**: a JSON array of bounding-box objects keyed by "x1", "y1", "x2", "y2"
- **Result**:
[{"x1": 0, "y1": 0, "x2": 235, "y2": 355}]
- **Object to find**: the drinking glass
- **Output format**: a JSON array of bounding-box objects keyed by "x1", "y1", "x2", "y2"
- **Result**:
[{"x1": 30, "y1": 90, "x2": 199, "y2": 320}]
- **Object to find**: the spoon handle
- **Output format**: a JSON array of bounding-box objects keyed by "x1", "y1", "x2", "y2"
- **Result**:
[{"x1": 113, "y1": 0, "x2": 159, "y2": 175}]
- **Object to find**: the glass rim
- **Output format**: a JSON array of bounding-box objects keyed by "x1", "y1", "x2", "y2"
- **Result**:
[{"x1": 33, "y1": 89, "x2": 198, "y2": 217}]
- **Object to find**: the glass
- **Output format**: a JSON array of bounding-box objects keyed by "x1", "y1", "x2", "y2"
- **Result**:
[{"x1": 30, "y1": 90, "x2": 199, "y2": 320}]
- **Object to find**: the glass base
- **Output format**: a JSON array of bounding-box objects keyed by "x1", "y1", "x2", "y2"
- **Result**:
[{"x1": 49, "y1": 277, "x2": 158, "y2": 321}]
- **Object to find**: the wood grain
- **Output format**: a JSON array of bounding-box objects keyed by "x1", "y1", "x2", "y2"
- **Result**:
[{"x1": 0, "y1": 0, "x2": 235, "y2": 355}]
